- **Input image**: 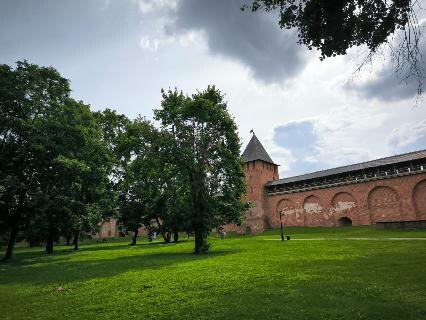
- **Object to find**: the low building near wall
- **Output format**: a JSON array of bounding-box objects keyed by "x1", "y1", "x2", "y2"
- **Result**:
[
  {"x1": 97, "y1": 218, "x2": 149, "y2": 240},
  {"x1": 97, "y1": 218, "x2": 119, "y2": 239},
  {"x1": 224, "y1": 134, "x2": 426, "y2": 234}
]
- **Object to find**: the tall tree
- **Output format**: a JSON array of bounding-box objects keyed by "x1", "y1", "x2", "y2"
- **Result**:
[
  {"x1": 43, "y1": 99, "x2": 111, "y2": 253},
  {"x1": 117, "y1": 117, "x2": 161, "y2": 245},
  {"x1": 93, "y1": 109, "x2": 131, "y2": 238},
  {"x1": 154, "y1": 86, "x2": 249, "y2": 254},
  {"x1": 0, "y1": 61, "x2": 71, "y2": 261}
]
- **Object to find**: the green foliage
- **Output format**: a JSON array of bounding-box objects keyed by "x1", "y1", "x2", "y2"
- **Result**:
[
  {"x1": 0, "y1": 61, "x2": 72, "y2": 259},
  {"x1": 1, "y1": 62, "x2": 248, "y2": 257},
  {"x1": 155, "y1": 86, "x2": 249, "y2": 254},
  {"x1": 117, "y1": 117, "x2": 160, "y2": 238},
  {"x1": 1, "y1": 227, "x2": 426, "y2": 319},
  {"x1": 0, "y1": 61, "x2": 113, "y2": 258},
  {"x1": 40, "y1": 99, "x2": 112, "y2": 245},
  {"x1": 246, "y1": 0, "x2": 412, "y2": 59}
]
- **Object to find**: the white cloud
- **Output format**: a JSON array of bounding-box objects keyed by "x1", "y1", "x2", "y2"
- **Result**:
[
  {"x1": 388, "y1": 120, "x2": 426, "y2": 151},
  {"x1": 139, "y1": 31, "x2": 204, "y2": 52},
  {"x1": 139, "y1": 36, "x2": 161, "y2": 51},
  {"x1": 130, "y1": 0, "x2": 177, "y2": 13},
  {"x1": 269, "y1": 105, "x2": 392, "y2": 177}
]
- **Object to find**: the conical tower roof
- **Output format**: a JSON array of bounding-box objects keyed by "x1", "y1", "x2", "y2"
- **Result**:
[{"x1": 242, "y1": 134, "x2": 275, "y2": 164}]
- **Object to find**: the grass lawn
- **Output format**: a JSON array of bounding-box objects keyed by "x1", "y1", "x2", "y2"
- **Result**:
[{"x1": 1, "y1": 226, "x2": 426, "y2": 320}]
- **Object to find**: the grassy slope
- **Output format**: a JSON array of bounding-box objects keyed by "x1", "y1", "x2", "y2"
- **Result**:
[{"x1": 1, "y1": 227, "x2": 426, "y2": 320}]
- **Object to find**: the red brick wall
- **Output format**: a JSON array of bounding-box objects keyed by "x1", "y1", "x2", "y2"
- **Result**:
[
  {"x1": 265, "y1": 174, "x2": 426, "y2": 228},
  {"x1": 413, "y1": 179, "x2": 426, "y2": 219},
  {"x1": 97, "y1": 219, "x2": 149, "y2": 239},
  {"x1": 224, "y1": 160, "x2": 279, "y2": 234},
  {"x1": 98, "y1": 219, "x2": 118, "y2": 238}
]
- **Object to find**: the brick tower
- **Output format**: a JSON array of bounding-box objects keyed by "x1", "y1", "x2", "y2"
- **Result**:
[{"x1": 241, "y1": 133, "x2": 279, "y2": 233}]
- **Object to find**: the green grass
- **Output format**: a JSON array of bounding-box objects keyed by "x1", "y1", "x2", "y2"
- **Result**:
[{"x1": 1, "y1": 227, "x2": 426, "y2": 320}]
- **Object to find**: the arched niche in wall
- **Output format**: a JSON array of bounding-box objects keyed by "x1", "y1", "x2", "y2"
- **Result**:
[
  {"x1": 303, "y1": 195, "x2": 333, "y2": 226},
  {"x1": 331, "y1": 192, "x2": 357, "y2": 222},
  {"x1": 413, "y1": 180, "x2": 426, "y2": 218},
  {"x1": 368, "y1": 186, "x2": 401, "y2": 222},
  {"x1": 276, "y1": 199, "x2": 302, "y2": 226}
]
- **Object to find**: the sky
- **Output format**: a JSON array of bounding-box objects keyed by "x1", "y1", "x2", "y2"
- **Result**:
[{"x1": 1, "y1": 0, "x2": 426, "y2": 177}]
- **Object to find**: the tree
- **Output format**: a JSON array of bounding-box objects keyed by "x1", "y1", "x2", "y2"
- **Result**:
[
  {"x1": 93, "y1": 109, "x2": 131, "y2": 239},
  {"x1": 119, "y1": 120, "x2": 191, "y2": 245},
  {"x1": 0, "y1": 61, "x2": 71, "y2": 261},
  {"x1": 1, "y1": 61, "x2": 112, "y2": 258},
  {"x1": 245, "y1": 0, "x2": 423, "y2": 94},
  {"x1": 154, "y1": 86, "x2": 249, "y2": 254},
  {"x1": 93, "y1": 108, "x2": 131, "y2": 191},
  {"x1": 117, "y1": 117, "x2": 160, "y2": 245},
  {"x1": 39, "y1": 99, "x2": 112, "y2": 253},
  {"x1": 153, "y1": 175, "x2": 191, "y2": 243}
]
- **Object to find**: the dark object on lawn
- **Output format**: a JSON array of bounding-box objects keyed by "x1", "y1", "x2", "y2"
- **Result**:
[
  {"x1": 376, "y1": 220, "x2": 426, "y2": 230},
  {"x1": 286, "y1": 236, "x2": 290, "y2": 240}
]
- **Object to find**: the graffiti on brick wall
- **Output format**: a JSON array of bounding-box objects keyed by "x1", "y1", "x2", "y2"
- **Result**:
[
  {"x1": 304, "y1": 202, "x2": 323, "y2": 214},
  {"x1": 330, "y1": 192, "x2": 357, "y2": 221},
  {"x1": 304, "y1": 195, "x2": 333, "y2": 226},
  {"x1": 280, "y1": 208, "x2": 304, "y2": 216},
  {"x1": 276, "y1": 199, "x2": 304, "y2": 225},
  {"x1": 332, "y1": 201, "x2": 356, "y2": 212}
]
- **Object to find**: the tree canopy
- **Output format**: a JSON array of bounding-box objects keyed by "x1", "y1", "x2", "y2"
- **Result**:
[
  {"x1": 0, "y1": 61, "x2": 71, "y2": 260},
  {"x1": 245, "y1": 0, "x2": 422, "y2": 94},
  {"x1": 0, "y1": 61, "x2": 112, "y2": 260},
  {"x1": 154, "y1": 87, "x2": 249, "y2": 254},
  {"x1": 246, "y1": 0, "x2": 414, "y2": 59},
  {"x1": 1, "y1": 61, "x2": 249, "y2": 260}
]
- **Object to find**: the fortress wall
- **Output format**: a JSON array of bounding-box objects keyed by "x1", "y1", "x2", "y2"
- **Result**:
[{"x1": 264, "y1": 173, "x2": 426, "y2": 228}]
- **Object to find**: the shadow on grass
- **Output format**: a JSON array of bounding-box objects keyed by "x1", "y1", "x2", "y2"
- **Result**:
[
  {"x1": 0, "y1": 247, "x2": 239, "y2": 286},
  {"x1": 0, "y1": 239, "x2": 191, "y2": 263},
  {"x1": 79, "y1": 240, "x2": 193, "y2": 252}
]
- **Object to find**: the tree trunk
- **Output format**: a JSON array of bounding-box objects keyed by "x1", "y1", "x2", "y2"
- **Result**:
[
  {"x1": 3, "y1": 226, "x2": 18, "y2": 261},
  {"x1": 194, "y1": 229, "x2": 208, "y2": 255},
  {"x1": 65, "y1": 233, "x2": 72, "y2": 246},
  {"x1": 45, "y1": 232, "x2": 54, "y2": 254},
  {"x1": 28, "y1": 238, "x2": 40, "y2": 247},
  {"x1": 173, "y1": 230, "x2": 179, "y2": 243},
  {"x1": 130, "y1": 228, "x2": 138, "y2": 245},
  {"x1": 162, "y1": 231, "x2": 172, "y2": 243},
  {"x1": 73, "y1": 230, "x2": 80, "y2": 251}
]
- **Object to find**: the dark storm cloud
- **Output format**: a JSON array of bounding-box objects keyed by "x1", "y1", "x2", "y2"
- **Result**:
[
  {"x1": 348, "y1": 40, "x2": 426, "y2": 102},
  {"x1": 349, "y1": 65, "x2": 423, "y2": 102},
  {"x1": 166, "y1": 0, "x2": 307, "y2": 84},
  {"x1": 0, "y1": 0, "x2": 140, "y2": 64}
]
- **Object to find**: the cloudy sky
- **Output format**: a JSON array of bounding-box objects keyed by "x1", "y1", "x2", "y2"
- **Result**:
[{"x1": 1, "y1": 0, "x2": 426, "y2": 177}]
